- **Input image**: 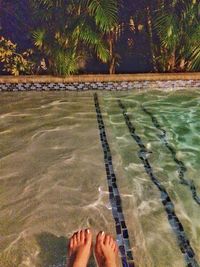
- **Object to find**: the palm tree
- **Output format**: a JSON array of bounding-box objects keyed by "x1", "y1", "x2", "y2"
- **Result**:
[
  {"x1": 153, "y1": 0, "x2": 200, "y2": 71},
  {"x1": 32, "y1": 0, "x2": 118, "y2": 75}
]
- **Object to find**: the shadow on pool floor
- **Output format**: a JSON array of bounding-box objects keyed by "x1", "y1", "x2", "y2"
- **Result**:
[{"x1": 36, "y1": 232, "x2": 96, "y2": 267}]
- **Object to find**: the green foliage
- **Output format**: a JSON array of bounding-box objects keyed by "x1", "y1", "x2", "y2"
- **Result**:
[
  {"x1": 71, "y1": 18, "x2": 109, "y2": 63},
  {"x1": 2, "y1": 0, "x2": 198, "y2": 74},
  {"x1": 32, "y1": 29, "x2": 46, "y2": 50},
  {"x1": 185, "y1": 12, "x2": 200, "y2": 70},
  {"x1": 32, "y1": 27, "x2": 80, "y2": 75},
  {"x1": 31, "y1": 0, "x2": 118, "y2": 75},
  {"x1": 154, "y1": 12, "x2": 179, "y2": 53},
  {"x1": 54, "y1": 49, "x2": 80, "y2": 75},
  {"x1": 153, "y1": 0, "x2": 200, "y2": 71},
  {"x1": 0, "y1": 37, "x2": 35, "y2": 75},
  {"x1": 88, "y1": 0, "x2": 118, "y2": 32}
]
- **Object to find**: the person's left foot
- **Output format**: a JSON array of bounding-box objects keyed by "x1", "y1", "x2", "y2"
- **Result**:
[{"x1": 67, "y1": 229, "x2": 92, "y2": 267}]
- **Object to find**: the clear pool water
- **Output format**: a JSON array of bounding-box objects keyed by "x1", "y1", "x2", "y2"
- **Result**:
[{"x1": 0, "y1": 90, "x2": 200, "y2": 267}]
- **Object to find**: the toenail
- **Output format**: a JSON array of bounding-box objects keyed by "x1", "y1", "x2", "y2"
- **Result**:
[
  {"x1": 87, "y1": 229, "x2": 90, "y2": 233},
  {"x1": 101, "y1": 231, "x2": 105, "y2": 235}
]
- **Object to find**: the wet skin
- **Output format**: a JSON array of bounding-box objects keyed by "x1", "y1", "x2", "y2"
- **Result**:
[{"x1": 67, "y1": 229, "x2": 119, "y2": 267}]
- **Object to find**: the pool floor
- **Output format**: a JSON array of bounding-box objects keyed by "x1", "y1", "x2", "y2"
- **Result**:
[{"x1": 0, "y1": 90, "x2": 200, "y2": 267}]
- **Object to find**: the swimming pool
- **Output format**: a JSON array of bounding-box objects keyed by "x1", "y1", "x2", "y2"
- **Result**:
[{"x1": 0, "y1": 90, "x2": 200, "y2": 267}]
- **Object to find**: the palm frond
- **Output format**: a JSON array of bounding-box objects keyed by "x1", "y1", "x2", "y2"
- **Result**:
[
  {"x1": 88, "y1": 0, "x2": 118, "y2": 32},
  {"x1": 32, "y1": 29, "x2": 46, "y2": 49},
  {"x1": 187, "y1": 25, "x2": 200, "y2": 70},
  {"x1": 53, "y1": 49, "x2": 79, "y2": 75},
  {"x1": 188, "y1": 46, "x2": 200, "y2": 70},
  {"x1": 31, "y1": 0, "x2": 117, "y2": 74},
  {"x1": 72, "y1": 22, "x2": 109, "y2": 62},
  {"x1": 154, "y1": 11, "x2": 179, "y2": 52}
]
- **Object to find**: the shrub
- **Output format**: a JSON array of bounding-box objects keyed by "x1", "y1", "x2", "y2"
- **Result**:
[{"x1": 0, "y1": 36, "x2": 35, "y2": 75}]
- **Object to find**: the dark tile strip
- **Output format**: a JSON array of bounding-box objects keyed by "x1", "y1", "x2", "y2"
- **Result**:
[
  {"x1": 94, "y1": 93, "x2": 135, "y2": 267},
  {"x1": 0, "y1": 79, "x2": 200, "y2": 91},
  {"x1": 141, "y1": 106, "x2": 200, "y2": 205},
  {"x1": 118, "y1": 100, "x2": 199, "y2": 267}
]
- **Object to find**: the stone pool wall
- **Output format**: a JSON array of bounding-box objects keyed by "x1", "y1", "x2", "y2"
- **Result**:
[{"x1": 0, "y1": 73, "x2": 200, "y2": 91}]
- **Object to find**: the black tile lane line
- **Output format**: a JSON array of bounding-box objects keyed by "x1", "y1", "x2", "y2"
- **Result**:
[
  {"x1": 141, "y1": 105, "x2": 200, "y2": 206},
  {"x1": 94, "y1": 93, "x2": 135, "y2": 267},
  {"x1": 118, "y1": 100, "x2": 200, "y2": 267}
]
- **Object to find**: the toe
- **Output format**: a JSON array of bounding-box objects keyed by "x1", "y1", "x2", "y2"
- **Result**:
[
  {"x1": 77, "y1": 230, "x2": 81, "y2": 243},
  {"x1": 73, "y1": 233, "x2": 78, "y2": 247},
  {"x1": 105, "y1": 234, "x2": 111, "y2": 245},
  {"x1": 109, "y1": 236, "x2": 114, "y2": 246},
  {"x1": 114, "y1": 243, "x2": 119, "y2": 253},
  {"x1": 80, "y1": 229, "x2": 85, "y2": 243},
  {"x1": 96, "y1": 231, "x2": 105, "y2": 245},
  {"x1": 85, "y1": 228, "x2": 92, "y2": 244},
  {"x1": 69, "y1": 238, "x2": 74, "y2": 249}
]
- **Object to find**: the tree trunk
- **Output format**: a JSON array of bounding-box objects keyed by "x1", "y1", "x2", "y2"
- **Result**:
[
  {"x1": 108, "y1": 32, "x2": 116, "y2": 74},
  {"x1": 109, "y1": 57, "x2": 116, "y2": 74},
  {"x1": 146, "y1": 6, "x2": 158, "y2": 72},
  {"x1": 167, "y1": 50, "x2": 176, "y2": 71}
]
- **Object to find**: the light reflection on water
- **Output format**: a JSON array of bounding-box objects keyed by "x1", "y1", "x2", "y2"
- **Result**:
[{"x1": 0, "y1": 90, "x2": 200, "y2": 267}]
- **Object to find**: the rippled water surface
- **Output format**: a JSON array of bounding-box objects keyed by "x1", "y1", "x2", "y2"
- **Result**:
[{"x1": 0, "y1": 90, "x2": 200, "y2": 267}]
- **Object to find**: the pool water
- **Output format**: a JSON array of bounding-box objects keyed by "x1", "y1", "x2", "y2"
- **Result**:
[{"x1": 0, "y1": 90, "x2": 200, "y2": 267}]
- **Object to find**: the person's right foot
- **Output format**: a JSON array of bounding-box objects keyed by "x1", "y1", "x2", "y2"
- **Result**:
[{"x1": 94, "y1": 231, "x2": 119, "y2": 267}]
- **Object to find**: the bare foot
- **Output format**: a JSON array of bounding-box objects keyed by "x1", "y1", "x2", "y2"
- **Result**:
[
  {"x1": 95, "y1": 231, "x2": 119, "y2": 267},
  {"x1": 67, "y1": 229, "x2": 92, "y2": 267}
]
